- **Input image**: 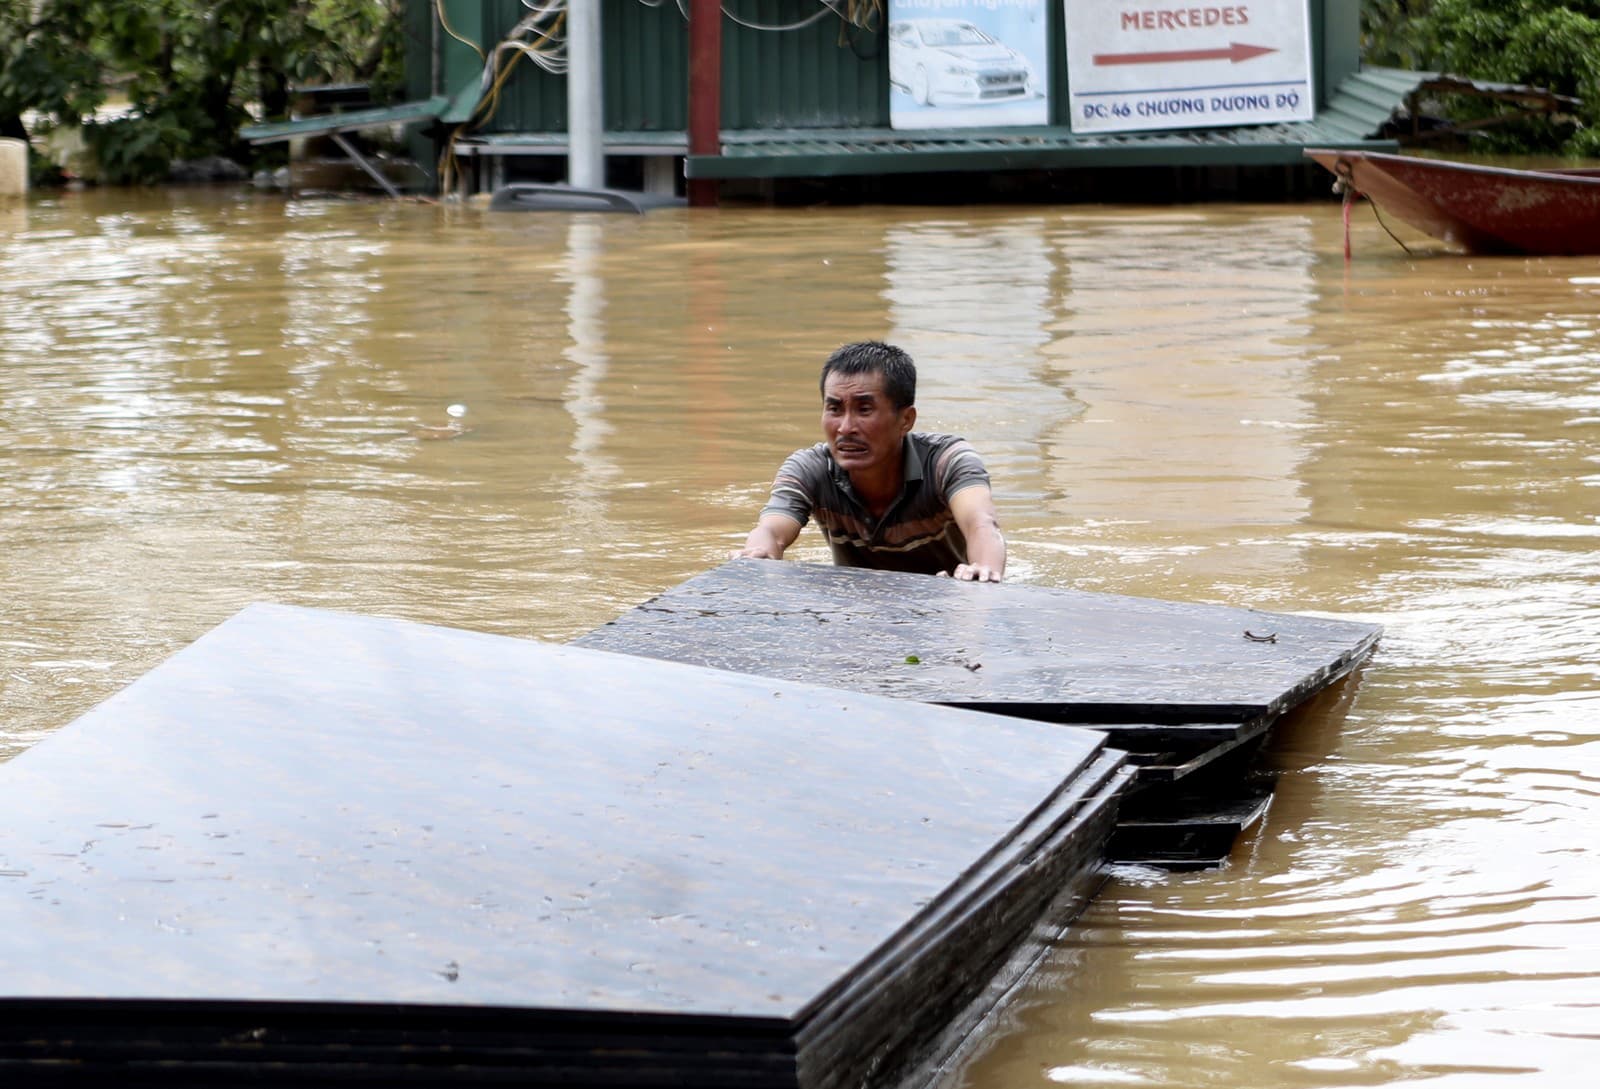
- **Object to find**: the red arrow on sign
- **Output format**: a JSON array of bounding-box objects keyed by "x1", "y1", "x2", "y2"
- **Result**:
[{"x1": 1093, "y1": 42, "x2": 1277, "y2": 66}]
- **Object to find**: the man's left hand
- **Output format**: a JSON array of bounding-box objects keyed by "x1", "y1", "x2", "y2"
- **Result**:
[{"x1": 940, "y1": 564, "x2": 1002, "y2": 582}]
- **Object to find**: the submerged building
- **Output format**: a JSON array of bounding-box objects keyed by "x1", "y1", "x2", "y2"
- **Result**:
[{"x1": 247, "y1": 3, "x2": 1545, "y2": 202}]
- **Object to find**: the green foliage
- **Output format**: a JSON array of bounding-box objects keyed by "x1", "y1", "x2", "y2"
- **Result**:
[
  {"x1": 2, "y1": 0, "x2": 407, "y2": 184},
  {"x1": 1362, "y1": 1, "x2": 1435, "y2": 68},
  {"x1": 84, "y1": 111, "x2": 194, "y2": 185},
  {"x1": 28, "y1": 157, "x2": 66, "y2": 189},
  {"x1": 0, "y1": 1, "x2": 115, "y2": 128},
  {"x1": 1365, "y1": 0, "x2": 1600, "y2": 156}
]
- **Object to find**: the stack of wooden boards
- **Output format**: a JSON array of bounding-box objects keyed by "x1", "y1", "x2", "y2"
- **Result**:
[
  {"x1": 0, "y1": 566, "x2": 1380, "y2": 1085},
  {"x1": 0, "y1": 602, "x2": 1126, "y2": 1087}
]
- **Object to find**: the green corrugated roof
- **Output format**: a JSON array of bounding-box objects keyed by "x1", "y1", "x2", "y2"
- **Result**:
[
  {"x1": 683, "y1": 67, "x2": 1423, "y2": 179},
  {"x1": 694, "y1": 123, "x2": 1387, "y2": 179},
  {"x1": 440, "y1": 68, "x2": 493, "y2": 126},
  {"x1": 241, "y1": 96, "x2": 448, "y2": 145},
  {"x1": 1350, "y1": 64, "x2": 1580, "y2": 109}
]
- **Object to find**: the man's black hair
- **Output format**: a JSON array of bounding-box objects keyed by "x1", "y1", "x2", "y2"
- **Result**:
[{"x1": 819, "y1": 341, "x2": 917, "y2": 410}]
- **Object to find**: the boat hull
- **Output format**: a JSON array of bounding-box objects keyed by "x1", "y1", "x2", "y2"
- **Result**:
[{"x1": 1306, "y1": 148, "x2": 1600, "y2": 255}]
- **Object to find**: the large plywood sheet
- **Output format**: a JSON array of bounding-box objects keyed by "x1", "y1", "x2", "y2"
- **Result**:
[
  {"x1": 0, "y1": 603, "x2": 1110, "y2": 1023},
  {"x1": 577, "y1": 561, "x2": 1381, "y2": 723}
]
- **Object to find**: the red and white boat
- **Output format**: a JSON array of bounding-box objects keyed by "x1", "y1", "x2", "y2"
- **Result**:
[{"x1": 1305, "y1": 148, "x2": 1600, "y2": 255}]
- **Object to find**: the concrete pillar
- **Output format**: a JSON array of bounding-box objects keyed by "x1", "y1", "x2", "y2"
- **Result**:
[
  {"x1": 0, "y1": 138, "x2": 26, "y2": 199},
  {"x1": 566, "y1": 0, "x2": 604, "y2": 191}
]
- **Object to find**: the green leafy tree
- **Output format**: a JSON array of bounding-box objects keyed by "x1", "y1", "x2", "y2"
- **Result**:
[
  {"x1": 0, "y1": 1, "x2": 116, "y2": 141},
  {"x1": 1364, "y1": 0, "x2": 1600, "y2": 155},
  {"x1": 1362, "y1": 1, "x2": 1434, "y2": 68},
  {"x1": 3, "y1": 0, "x2": 406, "y2": 184}
]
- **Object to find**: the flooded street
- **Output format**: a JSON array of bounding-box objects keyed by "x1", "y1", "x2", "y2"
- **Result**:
[{"x1": 2, "y1": 187, "x2": 1597, "y2": 1086}]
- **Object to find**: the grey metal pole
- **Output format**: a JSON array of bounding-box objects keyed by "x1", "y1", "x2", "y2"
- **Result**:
[{"x1": 566, "y1": 0, "x2": 604, "y2": 190}]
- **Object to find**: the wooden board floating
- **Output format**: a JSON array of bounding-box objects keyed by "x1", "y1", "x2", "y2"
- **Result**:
[
  {"x1": 1106, "y1": 786, "x2": 1275, "y2": 870},
  {"x1": 577, "y1": 561, "x2": 1382, "y2": 866},
  {"x1": 0, "y1": 603, "x2": 1127, "y2": 1088},
  {"x1": 577, "y1": 561, "x2": 1381, "y2": 732}
]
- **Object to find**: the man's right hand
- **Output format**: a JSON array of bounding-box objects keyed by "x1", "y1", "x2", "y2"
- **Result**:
[
  {"x1": 735, "y1": 514, "x2": 802, "y2": 563},
  {"x1": 941, "y1": 563, "x2": 1002, "y2": 582}
]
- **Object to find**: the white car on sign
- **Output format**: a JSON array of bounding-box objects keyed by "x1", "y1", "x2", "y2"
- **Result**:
[{"x1": 888, "y1": 19, "x2": 1037, "y2": 107}]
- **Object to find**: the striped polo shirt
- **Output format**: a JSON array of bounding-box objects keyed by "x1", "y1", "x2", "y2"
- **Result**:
[{"x1": 760, "y1": 432, "x2": 991, "y2": 576}]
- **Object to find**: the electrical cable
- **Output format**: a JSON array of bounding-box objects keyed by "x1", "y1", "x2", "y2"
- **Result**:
[
  {"x1": 440, "y1": 2, "x2": 569, "y2": 196},
  {"x1": 719, "y1": 2, "x2": 835, "y2": 32},
  {"x1": 435, "y1": 0, "x2": 484, "y2": 61},
  {"x1": 477, "y1": 5, "x2": 567, "y2": 122},
  {"x1": 838, "y1": 1, "x2": 884, "y2": 31},
  {"x1": 652, "y1": 0, "x2": 884, "y2": 34}
]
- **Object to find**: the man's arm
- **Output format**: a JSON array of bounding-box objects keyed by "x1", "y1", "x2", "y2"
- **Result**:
[
  {"x1": 945, "y1": 485, "x2": 1005, "y2": 582},
  {"x1": 738, "y1": 513, "x2": 803, "y2": 560}
]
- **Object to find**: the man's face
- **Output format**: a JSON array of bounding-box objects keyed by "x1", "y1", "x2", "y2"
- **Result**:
[{"x1": 821, "y1": 370, "x2": 916, "y2": 477}]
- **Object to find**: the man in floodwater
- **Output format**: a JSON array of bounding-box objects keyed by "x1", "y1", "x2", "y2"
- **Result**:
[{"x1": 738, "y1": 341, "x2": 1006, "y2": 581}]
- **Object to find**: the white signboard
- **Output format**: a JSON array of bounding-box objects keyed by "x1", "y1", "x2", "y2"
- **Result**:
[
  {"x1": 889, "y1": 0, "x2": 1049, "y2": 131},
  {"x1": 1064, "y1": 1, "x2": 1313, "y2": 134}
]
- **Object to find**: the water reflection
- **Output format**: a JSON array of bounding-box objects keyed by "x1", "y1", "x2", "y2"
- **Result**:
[
  {"x1": 884, "y1": 216, "x2": 1075, "y2": 465},
  {"x1": 1028, "y1": 210, "x2": 1319, "y2": 595},
  {"x1": 954, "y1": 210, "x2": 1600, "y2": 1089},
  {"x1": 882, "y1": 214, "x2": 1076, "y2": 585},
  {"x1": 558, "y1": 217, "x2": 621, "y2": 580},
  {"x1": 2, "y1": 190, "x2": 1599, "y2": 1088}
]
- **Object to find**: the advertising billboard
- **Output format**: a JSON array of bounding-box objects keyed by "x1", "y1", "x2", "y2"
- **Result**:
[
  {"x1": 1064, "y1": 1, "x2": 1314, "y2": 134},
  {"x1": 889, "y1": 0, "x2": 1050, "y2": 130}
]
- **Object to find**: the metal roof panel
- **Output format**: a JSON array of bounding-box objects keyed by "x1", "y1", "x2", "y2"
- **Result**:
[{"x1": 241, "y1": 96, "x2": 448, "y2": 145}]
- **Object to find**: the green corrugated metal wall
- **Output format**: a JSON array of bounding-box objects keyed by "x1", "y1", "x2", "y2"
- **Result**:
[
  {"x1": 424, "y1": 1, "x2": 888, "y2": 133},
  {"x1": 468, "y1": 0, "x2": 687, "y2": 132},
  {"x1": 720, "y1": 3, "x2": 884, "y2": 129},
  {"x1": 1319, "y1": 0, "x2": 1363, "y2": 101},
  {"x1": 416, "y1": 2, "x2": 1355, "y2": 135},
  {"x1": 403, "y1": 1, "x2": 437, "y2": 172}
]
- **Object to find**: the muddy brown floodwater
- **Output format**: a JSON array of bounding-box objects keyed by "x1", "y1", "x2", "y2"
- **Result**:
[{"x1": 2, "y1": 187, "x2": 1597, "y2": 1087}]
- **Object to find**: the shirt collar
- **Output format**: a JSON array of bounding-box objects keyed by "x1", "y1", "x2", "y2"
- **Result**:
[
  {"x1": 831, "y1": 434, "x2": 921, "y2": 501},
  {"x1": 901, "y1": 434, "x2": 923, "y2": 485}
]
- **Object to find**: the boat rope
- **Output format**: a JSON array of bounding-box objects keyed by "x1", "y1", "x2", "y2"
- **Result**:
[
  {"x1": 1331, "y1": 156, "x2": 1415, "y2": 258},
  {"x1": 1368, "y1": 202, "x2": 1416, "y2": 257},
  {"x1": 1340, "y1": 178, "x2": 1353, "y2": 261},
  {"x1": 1333, "y1": 156, "x2": 1355, "y2": 261}
]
